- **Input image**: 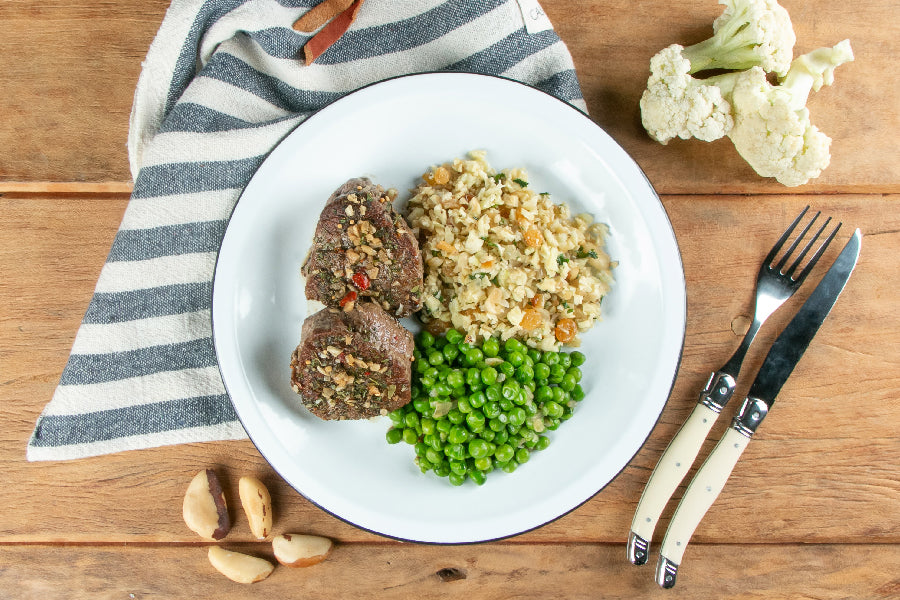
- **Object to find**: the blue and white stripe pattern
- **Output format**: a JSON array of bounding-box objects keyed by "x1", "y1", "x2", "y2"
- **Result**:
[{"x1": 28, "y1": 0, "x2": 585, "y2": 460}]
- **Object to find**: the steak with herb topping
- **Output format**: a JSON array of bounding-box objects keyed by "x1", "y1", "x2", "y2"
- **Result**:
[
  {"x1": 302, "y1": 178, "x2": 423, "y2": 317},
  {"x1": 290, "y1": 302, "x2": 414, "y2": 420}
]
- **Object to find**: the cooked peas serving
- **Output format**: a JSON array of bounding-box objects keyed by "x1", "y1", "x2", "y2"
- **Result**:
[{"x1": 386, "y1": 330, "x2": 587, "y2": 486}]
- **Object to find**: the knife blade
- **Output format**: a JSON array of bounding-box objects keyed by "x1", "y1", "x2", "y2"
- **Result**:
[{"x1": 655, "y1": 228, "x2": 862, "y2": 589}]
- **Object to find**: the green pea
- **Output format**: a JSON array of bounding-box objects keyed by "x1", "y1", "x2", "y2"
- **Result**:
[
  {"x1": 480, "y1": 428, "x2": 496, "y2": 442},
  {"x1": 442, "y1": 344, "x2": 460, "y2": 363},
  {"x1": 450, "y1": 460, "x2": 467, "y2": 475},
  {"x1": 509, "y1": 407, "x2": 527, "y2": 428},
  {"x1": 425, "y1": 447, "x2": 443, "y2": 465},
  {"x1": 504, "y1": 338, "x2": 526, "y2": 354},
  {"x1": 468, "y1": 439, "x2": 491, "y2": 459},
  {"x1": 560, "y1": 374, "x2": 577, "y2": 392},
  {"x1": 386, "y1": 428, "x2": 403, "y2": 444},
  {"x1": 404, "y1": 412, "x2": 419, "y2": 429},
  {"x1": 465, "y1": 348, "x2": 484, "y2": 364},
  {"x1": 447, "y1": 408, "x2": 464, "y2": 424},
  {"x1": 436, "y1": 419, "x2": 453, "y2": 434},
  {"x1": 415, "y1": 358, "x2": 430, "y2": 374},
  {"x1": 515, "y1": 364, "x2": 534, "y2": 383},
  {"x1": 483, "y1": 401, "x2": 501, "y2": 419},
  {"x1": 473, "y1": 456, "x2": 492, "y2": 471},
  {"x1": 570, "y1": 351, "x2": 586, "y2": 366},
  {"x1": 456, "y1": 397, "x2": 472, "y2": 414},
  {"x1": 515, "y1": 448, "x2": 531, "y2": 464},
  {"x1": 485, "y1": 385, "x2": 501, "y2": 403},
  {"x1": 546, "y1": 417, "x2": 561, "y2": 431},
  {"x1": 501, "y1": 379, "x2": 520, "y2": 400},
  {"x1": 507, "y1": 351, "x2": 525, "y2": 367},
  {"x1": 543, "y1": 401, "x2": 564, "y2": 419},
  {"x1": 469, "y1": 470, "x2": 487, "y2": 485},
  {"x1": 527, "y1": 348, "x2": 542, "y2": 362},
  {"x1": 449, "y1": 424, "x2": 470, "y2": 444},
  {"x1": 549, "y1": 363, "x2": 566, "y2": 383},
  {"x1": 424, "y1": 434, "x2": 443, "y2": 451},
  {"x1": 434, "y1": 461, "x2": 451, "y2": 477},
  {"x1": 493, "y1": 428, "x2": 509, "y2": 445},
  {"x1": 420, "y1": 417, "x2": 436, "y2": 435},
  {"x1": 494, "y1": 443, "x2": 515, "y2": 463},
  {"x1": 482, "y1": 337, "x2": 500, "y2": 357},
  {"x1": 566, "y1": 366, "x2": 582, "y2": 382},
  {"x1": 427, "y1": 350, "x2": 445, "y2": 366},
  {"x1": 446, "y1": 369, "x2": 465, "y2": 389},
  {"x1": 465, "y1": 411, "x2": 485, "y2": 433},
  {"x1": 489, "y1": 417, "x2": 506, "y2": 432},
  {"x1": 389, "y1": 410, "x2": 404, "y2": 425},
  {"x1": 445, "y1": 328, "x2": 464, "y2": 345},
  {"x1": 541, "y1": 352, "x2": 559, "y2": 366},
  {"x1": 535, "y1": 385, "x2": 553, "y2": 403},
  {"x1": 497, "y1": 361, "x2": 515, "y2": 378},
  {"x1": 445, "y1": 443, "x2": 465, "y2": 461},
  {"x1": 417, "y1": 331, "x2": 435, "y2": 348},
  {"x1": 433, "y1": 336, "x2": 447, "y2": 349},
  {"x1": 557, "y1": 352, "x2": 572, "y2": 369},
  {"x1": 430, "y1": 383, "x2": 451, "y2": 397},
  {"x1": 536, "y1": 435, "x2": 551, "y2": 451},
  {"x1": 480, "y1": 366, "x2": 498, "y2": 386},
  {"x1": 448, "y1": 471, "x2": 466, "y2": 486},
  {"x1": 502, "y1": 460, "x2": 518, "y2": 474},
  {"x1": 466, "y1": 368, "x2": 481, "y2": 388},
  {"x1": 498, "y1": 397, "x2": 514, "y2": 412},
  {"x1": 402, "y1": 428, "x2": 418, "y2": 445},
  {"x1": 571, "y1": 384, "x2": 585, "y2": 402},
  {"x1": 552, "y1": 386, "x2": 568, "y2": 404}
]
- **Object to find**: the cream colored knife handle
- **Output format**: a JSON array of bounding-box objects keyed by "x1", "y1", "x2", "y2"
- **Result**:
[
  {"x1": 628, "y1": 402, "x2": 720, "y2": 565},
  {"x1": 656, "y1": 427, "x2": 751, "y2": 588}
]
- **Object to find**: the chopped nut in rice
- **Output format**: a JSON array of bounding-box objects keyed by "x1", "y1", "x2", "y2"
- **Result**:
[{"x1": 405, "y1": 151, "x2": 615, "y2": 350}]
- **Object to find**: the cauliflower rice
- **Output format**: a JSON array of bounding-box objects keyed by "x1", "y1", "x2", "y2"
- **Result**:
[{"x1": 405, "y1": 151, "x2": 615, "y2": 351}]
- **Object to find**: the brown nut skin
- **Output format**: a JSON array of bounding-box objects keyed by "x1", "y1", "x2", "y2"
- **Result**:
[
  {"x1": 238, "y1": 476, "x2": 273, "y2": 539},
  {"x1": 272, "y1": 533, "x2": 333, "y2": 567},
  {"x1": 207, "y1": 546, "x2": 274, "y2": 584},
  {"x1": 183, "y1": 469, "x2": 231, "y2": 540}
]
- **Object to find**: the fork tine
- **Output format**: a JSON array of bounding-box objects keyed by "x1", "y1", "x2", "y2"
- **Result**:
[
  {"x1": 793, "y1": 221, "x2": 843, "y2": 284},
  {"x1": 762, "y1": 205, "x2": 810, "y2": 268},
  {"x1": 783, "y1": 216, "x2": 830, "y2": 279},
  {"x1": 775, "y1": 210, "x2": 820, "y2": 273}
]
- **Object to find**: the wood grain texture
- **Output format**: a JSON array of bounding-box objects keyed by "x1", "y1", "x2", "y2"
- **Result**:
[
  {"x1": 0, "y1": 543, "x2": 898, "y2": 599},
  {"x1": 1, "y1": 1, "x2": 898, "y2": 595},
  {"x1": 0, "y1": 0, "x2": 897, "y2": 193},
  {"x1": 1, "y1": 194, "x2": 896, "y2": 546}
]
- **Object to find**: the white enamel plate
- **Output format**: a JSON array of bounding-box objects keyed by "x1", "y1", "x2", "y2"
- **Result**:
[{"x1": 212, "y1": 73, "x2": 685, "y2": 543}]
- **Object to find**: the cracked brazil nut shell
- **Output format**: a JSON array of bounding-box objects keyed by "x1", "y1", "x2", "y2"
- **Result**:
[{"x1": 182, "y1": 469, "x2": 231, "y2": 540}]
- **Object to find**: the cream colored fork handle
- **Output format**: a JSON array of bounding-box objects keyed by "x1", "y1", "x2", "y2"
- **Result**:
[
  {"x1": 656, "y1": 427, "x2": 752, "y2": 587},
  {"x1": 628, "y1": 403, "x2": 719, "y2": 561}
]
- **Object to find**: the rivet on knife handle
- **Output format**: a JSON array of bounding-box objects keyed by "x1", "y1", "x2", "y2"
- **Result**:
[
  {"x1": 655, "y1": 229, "x2": 860, "y2": 588},
  {"x1": 655, "y1": 409, "x2": 756, "y2": 588},
  {"x1": 627, "y1": 374, "x2": 731, "y2": 565}
]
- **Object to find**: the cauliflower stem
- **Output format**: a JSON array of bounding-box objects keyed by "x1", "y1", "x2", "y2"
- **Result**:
[{"x1": 681, "y1": 0, "x2": 795, "y2": 76}]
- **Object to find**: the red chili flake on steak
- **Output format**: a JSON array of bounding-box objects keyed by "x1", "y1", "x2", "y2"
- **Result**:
[
  {"x1": 301, "y1": 178, "x2": 423, "y2": 317},
  {"x1": 351, "y1": 270, "x2": 370, "y2": 290}
]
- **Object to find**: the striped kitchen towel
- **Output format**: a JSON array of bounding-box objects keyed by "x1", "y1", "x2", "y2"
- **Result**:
[{"x1": 27, "y1": 0, "x2": 586, "y2": 461}]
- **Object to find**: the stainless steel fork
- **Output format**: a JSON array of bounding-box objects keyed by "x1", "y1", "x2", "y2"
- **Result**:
[{"x1": 627, "y1": 206, "x2": 841, "y2": 566}]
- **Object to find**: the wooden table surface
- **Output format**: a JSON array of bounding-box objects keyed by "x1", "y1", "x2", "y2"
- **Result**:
[{"x1": 2, "y1": 1, "x2": 898, "y2": 598}]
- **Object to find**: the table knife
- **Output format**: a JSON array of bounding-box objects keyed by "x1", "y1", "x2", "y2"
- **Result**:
[{"x1": 655, "y1": 228, "x2": 861, "y2": 589}]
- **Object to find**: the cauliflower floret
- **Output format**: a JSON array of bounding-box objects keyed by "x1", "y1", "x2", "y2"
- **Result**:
[
  {"x1": 640, "y1": 45, "x2": 734, "y2": 144},
  {"x1": 683, "y1": 0, "x2": 796, "y2": 76},
  {"x1": 726, "y1": 41, "x2": 854, "y2": 186}
]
